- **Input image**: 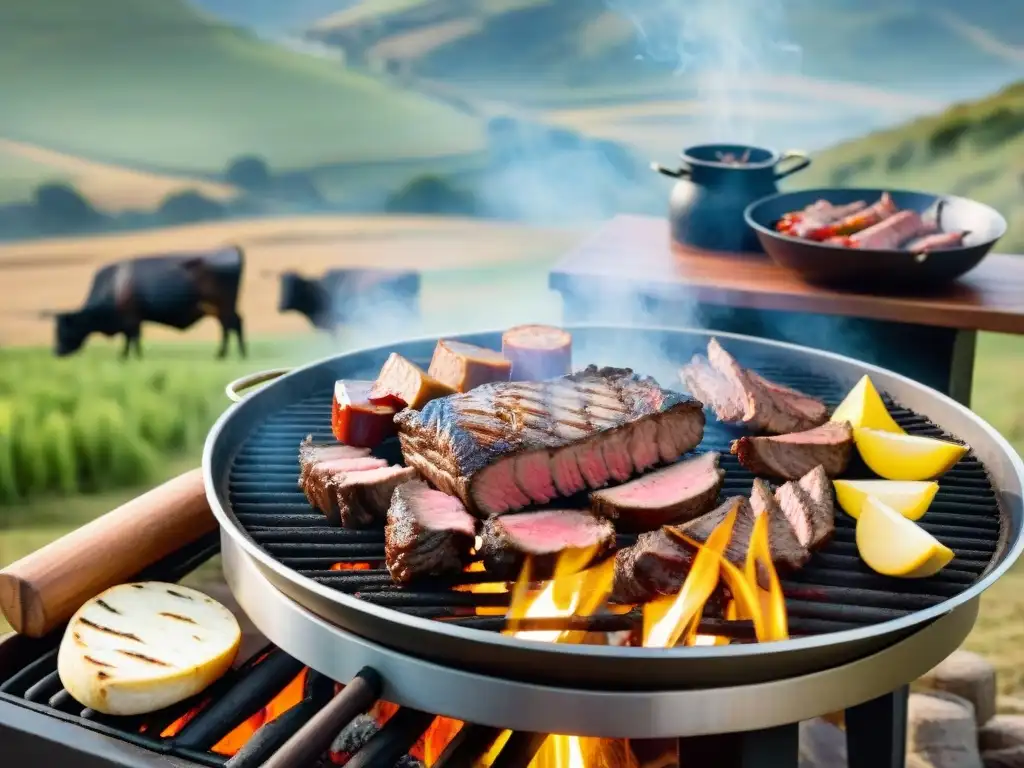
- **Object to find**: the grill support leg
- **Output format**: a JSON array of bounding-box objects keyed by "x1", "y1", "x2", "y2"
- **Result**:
[
  {"x1": 558, "y1": 292, "x2": 977, "y2": 405},
  {"x1": 678, "y1": 723, "x2": 799, "y2": 768},
  {"x1": 845, "y1": 685, "x2": 909, "y2": 768}
]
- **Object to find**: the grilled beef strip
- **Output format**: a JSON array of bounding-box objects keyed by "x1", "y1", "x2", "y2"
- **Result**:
[
  {"x1": 798, "y1": 465, "x2": 836, "y2": 549},
  {"x1": 610, "y1": 496, "x2": 753, "y2": 604},
  {"x1": 680, "y1": 339, "x2": 828, "y2": 435},
  {"x1": 750, "y1": 479, "x2": 810, "y2": 571},
  {"x1": 385, "y1": 480, "x2": 477, "y2": 584},
  {"x1": 298, "y1": 435, "x2": 372, "y2": 490},
  {"x1": 395, "y1": 365, "x2": 705, "y2": 517},
  {"x1": 301, "y1": 455, "x2": 389, "y2": 515},
  {"x1": 332, "y1": 466, "x2": 419, "y2": 528},
  {"x1": 730, "y1": 421, "x2": 853, "y2": 479},
  {"x1": 478, "y1": 509, "x2": 616, "y2": 580},
  {"x1": 590, "y1": 452, "x2": 724, "y2": 532}
]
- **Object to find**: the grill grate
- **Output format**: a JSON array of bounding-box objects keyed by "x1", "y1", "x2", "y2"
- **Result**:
[{"x1": 226, "y1": 359, "x2": 1003, "y2": 638}]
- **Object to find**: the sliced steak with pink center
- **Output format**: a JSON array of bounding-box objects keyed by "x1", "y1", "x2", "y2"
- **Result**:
[
  {"x1": 298, "y1": 435, "x2": 372, "y2": 490},
  {"x1": 396, "y1": 366, "x2": 705, "y2": 517},
  {"x1": 332, "y1": 466, "x2": 419, "y2": 528},
  {"x1": 590, "y1": 452, "x2": 725, "y2": 532},
  {"x1": 676, "y1": 496, "x2": 755, "y2": 567},
  {"x1": 512, "y1": 451, "x2": 558, "y2": 504},
  {"x1": 478, "y1": 509, "x2": 616, "y2": 580},
  {"x1": 773, "y1": 481, "x2": 815, "y2": 549},
  {"x1": 731, "y1": 422, "x2": 853, "y2": 480},
  {"x1": 302, "y1": 456, "x2": 389, "y2": 513},
  {"x1": 385, "y1": 480, "x2": 477, "y2": 584}
]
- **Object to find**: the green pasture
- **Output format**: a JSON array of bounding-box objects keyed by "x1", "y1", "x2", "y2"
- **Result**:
[{"x1": 0, "y1": 0, "x2": 485, "y2": 176}]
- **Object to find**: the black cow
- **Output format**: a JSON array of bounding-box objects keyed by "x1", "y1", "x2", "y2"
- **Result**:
[
  {"x1": 277, "y1": 268, "x2": 421, "y2": 332},
  {"x1": 52, "y1": 247, "x2": 246, "y2": 360}
]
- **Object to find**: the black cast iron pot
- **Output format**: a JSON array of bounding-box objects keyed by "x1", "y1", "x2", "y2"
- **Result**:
[{"x1": 653, "y1": 143, "x2": 811, "y2": 253}]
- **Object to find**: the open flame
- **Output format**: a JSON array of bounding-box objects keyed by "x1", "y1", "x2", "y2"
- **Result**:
[
  {"x1": 643, "y1": 502, "x2": 789, "y2": 648},
  {"x1": 152, "y1": 667, "x2": 308, "y2": 756}
]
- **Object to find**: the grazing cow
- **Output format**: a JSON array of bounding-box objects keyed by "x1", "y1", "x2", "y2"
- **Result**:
[
  {"x1": 52, "y1": 247, "x2": 246, "y2": 360},
  {"x1": 277, "y1": 268, "x2": 421, "y2": 332}
]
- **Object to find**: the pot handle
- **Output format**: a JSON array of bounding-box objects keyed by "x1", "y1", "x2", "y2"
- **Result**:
[
  {"x1": 650, "y1": 161, "x2": 691, "y2": 179},
  {"x1": 774, "y1": 150, "x2": 811, "y2": 180},
  {"x1": 225, "y1": 368, "x2": 292, "y2": 403}
]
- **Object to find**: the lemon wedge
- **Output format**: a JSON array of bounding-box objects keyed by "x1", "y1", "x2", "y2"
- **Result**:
[
  {"x1": 831, "y1": 375, "x2": 903, "y2": 433},
  {"x1": 833, "y1": 479, "x2": 938, "y2": 521},
  {"x1": 853, "y1": 427, "x2": 967, "y2": 481},
  {"x1": 856, "y1": 497, "x2": 954, "y2": 578}
]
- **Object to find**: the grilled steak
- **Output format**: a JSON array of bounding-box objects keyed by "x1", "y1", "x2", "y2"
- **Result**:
[
  {"x1": 478, "y1": 509, "x2": 616, "y2": 580},
  {"x1": 385, "y1": 480, "x2": 476, "y2": 584},
  {"x1": 680, "y1": 339, "x2": 828, "y2": 434},
  {"x1": 332, "y1": 466, "x2": 418, "y2": 528},
  {"x1": 298, "y1": 435, "x2": 372, "y2": 490},
  {"x1": 590, "y1": 452, "x2": 724, "y2": 532},
  {"x1": 611, "y1": 496, "x2": 752, "y2": 604},
  {"x1": 677, "y1": 496, "x2": 755, "y2": 567},
  {"x1": 611, "y1": 527, "x2": 697, "y2": 603},
  {"x1": 731, "y1": 421, "x2": 853, "y2": 479},
  {"x1": 395, "y1": 365, "x2": 705, "y2": 516},
  {"x1": 750, "y1": 479, "x2": 810, "y2": 570},
  {"x1": 799, "y1": 465, "x2": 836, "y2": 548},
  {"x1": 299, "y1": 447, "x2": 389, "y2": 515}
]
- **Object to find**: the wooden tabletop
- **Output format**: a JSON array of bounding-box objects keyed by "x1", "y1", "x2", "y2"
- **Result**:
[{"x1": 549, "y1": 215, "x2": 1024, "y2": 335}]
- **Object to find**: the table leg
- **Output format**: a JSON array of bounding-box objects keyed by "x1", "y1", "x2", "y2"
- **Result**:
[{"x1": 845, "y1": 686, "x2": 909, "y2": 768}]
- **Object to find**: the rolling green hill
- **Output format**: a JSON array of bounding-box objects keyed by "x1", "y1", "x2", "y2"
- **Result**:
[
  {"x1": 307, "y1": 0, "x2": 1023, "y2": 97},
  {"x1": 796, "y1": 80, "x2": 1024, "y2": 253},
  {"x1": 0, "y1": 0, "x2": 485, "y2": 175}
]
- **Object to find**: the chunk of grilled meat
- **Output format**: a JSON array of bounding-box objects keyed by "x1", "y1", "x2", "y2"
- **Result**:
[
  {"x1": 611, "y1": 497, "x2": 752, "y2": 604},
  {"x1": 590, "y1": 452, "x2": 724, "y2": 532},
  {"x1": 797, "y1": 465, "x2": 836, "y2": 549},
  {"x1": 385, "y1": 480, "x2": 476, "y2": 584},
  {"x1": 478, "y1": 509, "x2": 616, "y2": 580},
  {"x1": 750, "y1": 479, "x2": 810, "y2": 571},
  {"x1": 680, "y1": 338, "x2": 828, "y2": 434},
  {"x1": 731, "y1": 421, "x2": 853, "y2": 480},
  {"x1": 298, "y1": 435, "x2": 372, "y2": 491},
  {"x1": 396, "y1": 365, "x2": 706, "y2": 517},
  {"x1": 332, "y1": 466, "x2": 419, "y2": 528}
]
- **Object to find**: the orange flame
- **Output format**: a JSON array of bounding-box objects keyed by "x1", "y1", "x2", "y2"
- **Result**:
[
  {"x1": 212, "y1": 669, "x2": 308, "y2": 755},
  {"x1": 330, "y1": 562, "x2": 371, "y2": 571},
  {"x1": 455, "y1": 560, "x2": 509, "y2": 616},
  {"x1": 645, "y1": 504, "x2": 790, "y2": 647}
]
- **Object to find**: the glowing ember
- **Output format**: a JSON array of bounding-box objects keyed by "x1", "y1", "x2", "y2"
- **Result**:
[
  {"x1": 455, "y1": 560, "x2": 509, "y2": 616},
  {"x1": 330, "y1": 562, "x2": 371, "y2": 571},
  {"x1": 212, "y1": 669, "x2": 308, "y2": 756}
]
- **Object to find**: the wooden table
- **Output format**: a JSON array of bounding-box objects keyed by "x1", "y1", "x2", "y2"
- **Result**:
[{"x1": 549, "y1": 215, "x2": 1024, "y2": 405}]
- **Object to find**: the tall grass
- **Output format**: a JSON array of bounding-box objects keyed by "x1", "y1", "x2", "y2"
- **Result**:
[{"x1": 0, "y1": 342, "x2": 297, "y2": 505}]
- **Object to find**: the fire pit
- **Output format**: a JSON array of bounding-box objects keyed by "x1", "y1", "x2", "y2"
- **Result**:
[{"x1": 197, "y1": 325, "x2": 1022, "y2": 766}]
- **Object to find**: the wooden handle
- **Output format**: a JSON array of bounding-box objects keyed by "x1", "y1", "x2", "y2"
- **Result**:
[
  {"x1": 261, "y1": 668, "x2": 381, "y2": 768},
  {"x1": 0, "y1": 469, "x2": 215, "y2": 638}
]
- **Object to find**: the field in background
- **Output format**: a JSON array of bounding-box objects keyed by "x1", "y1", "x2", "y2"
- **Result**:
[{"x1": 0, "y1": 214, "x2": 579, "y2": 347}]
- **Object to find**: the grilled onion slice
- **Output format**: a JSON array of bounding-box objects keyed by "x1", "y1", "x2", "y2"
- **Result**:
[{"x1": 57, "y1": 582, "x2": 241, "y2": 716}]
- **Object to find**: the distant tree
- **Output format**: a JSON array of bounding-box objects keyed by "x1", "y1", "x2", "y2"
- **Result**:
[
  {"x1": 33, "y1": 183, "x2": 102, "y2": 233},
  {"x1": 158, "y1": 190, "x2": 225, "y2": 225},
  {"x1": 928, "y1": 118, "x2": 972, "y2": 158},
  {"x1": 385, "y1": 175, "x2": 477, "y2": 216},
  {"x1": 970, "y1": 108, "x2": 1024, "y2": 151},
  {"x1": 225, "y1": 155, "x2": 272, "y2": 191},
  {"x1": 886, "y1": 141, "x2": 916, "y2": 172}
]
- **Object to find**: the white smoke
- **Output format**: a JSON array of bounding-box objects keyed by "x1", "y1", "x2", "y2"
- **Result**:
[{"x1": 609, "y1": 0, "x2": 802, "y2": 143}]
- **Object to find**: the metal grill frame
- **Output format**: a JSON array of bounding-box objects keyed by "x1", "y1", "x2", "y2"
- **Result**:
[{"x1": 203, "y1": 325, "x2": 1024, "y2": 692}]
